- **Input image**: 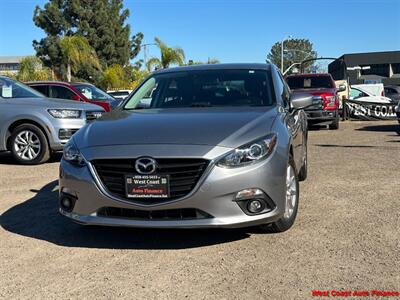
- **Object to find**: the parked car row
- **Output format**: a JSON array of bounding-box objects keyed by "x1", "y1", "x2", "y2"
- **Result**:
[
  {"x1": 0, "y1": 76, "x2": 104, "y2": 164},
  {"x1": 285, "y1": 74, "x2": 400, "y2": 127},
  {"x1": 1, "y1": 63, "x2": 397, "y2": 233}
]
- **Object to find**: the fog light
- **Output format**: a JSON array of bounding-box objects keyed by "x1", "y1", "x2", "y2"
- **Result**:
[
  {"x1": 247, "y1": 199, "x2": 264, "y2": 213},
  {"x1": 59, "y1": 129, "x2": 77, "y2": 140},
  {"x1": 60, "y1": 195, "x2": 76, "y2": 212},
  {"x1": 234, "y1": 188, "x2": 276, "y2": 215},
  {"x1": 62, "y1": 197, "x2": 71, "y2": 208}
]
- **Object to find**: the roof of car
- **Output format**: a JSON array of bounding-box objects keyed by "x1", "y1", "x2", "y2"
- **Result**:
[
  {"x1": 25, "y1": 81, "x2": 93, "y2": 86},
  {"x1": 286, "y1": 73, "x2": 332, "y2": 78},
  {"x1": 153, "y1": 63, "x2": 272, "y2": 74}
]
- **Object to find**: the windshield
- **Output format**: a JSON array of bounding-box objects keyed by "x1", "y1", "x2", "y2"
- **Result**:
[
  {"x1": 124, "y1": 69, "x2": 274, "y2": 109},
  {"x1": 0, "y1": 77, "x2": 45, "y2": 99},
  {"x1": 72, "y1": 83, "x2": 114, "y2": 102},
  {"x1": 286, "y1": 75, "x2": 334, "y2": 89}
]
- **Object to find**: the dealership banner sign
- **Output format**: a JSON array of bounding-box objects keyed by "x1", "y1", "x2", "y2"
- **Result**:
[{"x1": 345, "y1": 100, "x2": 397, "y2": 120}]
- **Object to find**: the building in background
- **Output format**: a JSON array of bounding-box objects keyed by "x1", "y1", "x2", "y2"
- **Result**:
[
  {"x1": 328, "y1": 51, "x2": 400, "y2": 86},
  {"x1": 0, "y1": 56, "x2": 28, "y2": 75}
]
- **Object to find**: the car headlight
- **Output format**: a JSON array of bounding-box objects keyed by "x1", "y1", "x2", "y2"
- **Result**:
[
  {"x1": 217, "y1": 134, "x2": 277, "y2": 168},
  {"x1": 48, "y1": 109, "x2": 81, "y2": 119},
  {"x1": 63, "y1": 139, "x2": 86, "y2": 166}
]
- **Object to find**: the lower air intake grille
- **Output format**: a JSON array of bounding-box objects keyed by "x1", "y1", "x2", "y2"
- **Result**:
[{"x1": 97, "y1": 207, "x2": 213, "y2": 221}]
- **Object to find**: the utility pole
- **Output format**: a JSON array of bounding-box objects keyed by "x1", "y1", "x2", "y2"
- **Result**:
[{"x1": 141, "y1": 43, "x2": 156, "y2": 68}]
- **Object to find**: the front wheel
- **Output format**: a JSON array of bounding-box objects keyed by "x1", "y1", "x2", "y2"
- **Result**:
[
  {"x1": 329, "y1": 115, "x2": 339, "y2": 130},
  {"x1": 260, "y1": 156, "x2": 299, "y2": 233},
  {"x1": 298, "y1": 140, "x2": 307, "y2": 181},
  {"x1": 10, "y1": 124, "x2": 50, "y2": 165}
]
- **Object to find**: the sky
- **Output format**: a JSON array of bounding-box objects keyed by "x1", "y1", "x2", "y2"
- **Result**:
[{"x1": 0, "y1": 0, "x2": 399, "y2": 65}]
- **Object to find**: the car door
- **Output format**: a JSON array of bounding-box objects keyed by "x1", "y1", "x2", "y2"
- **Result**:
[
  {"x1": 276, "y1": 71, "x2": 304, "y2": 170},
  {"x1": 0, "y1": 96, "x2": 9, "y2": 151}
]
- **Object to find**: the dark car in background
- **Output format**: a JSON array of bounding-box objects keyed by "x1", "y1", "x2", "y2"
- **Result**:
[
  {"x1": 384, "y1": 85, "x2": 400, "y2": 104},
  {"x1": 26, "y1": 81, "x2": 119, "y2": 112},
  {"x1": 286, "y1": 73, "x2": 345, "y2": 130}
]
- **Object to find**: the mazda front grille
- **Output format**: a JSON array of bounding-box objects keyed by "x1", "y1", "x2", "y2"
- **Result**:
[{"x1": 91, "y1": 158, "x2": 209, "y2": 204}]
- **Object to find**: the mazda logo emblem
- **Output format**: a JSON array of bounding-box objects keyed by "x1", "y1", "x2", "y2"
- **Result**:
[{"x1": 135, "y1": 157, "x2": 157, "y2": 175}]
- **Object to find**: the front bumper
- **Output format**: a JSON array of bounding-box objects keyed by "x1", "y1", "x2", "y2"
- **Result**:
[
  {"x1": 59, "y1": 144, "x2": 288, "y2": 229},
  {"x1": 48, "y1": 118, "x2": 87, "y2": 151},
  {"x1": 305, "y1": 109, "x2": 337, "y2": 125}
]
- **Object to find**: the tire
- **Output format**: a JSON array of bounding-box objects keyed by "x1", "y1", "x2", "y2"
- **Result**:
[
  {"x1": 298, "y1": 144, "x2": 307, "y2": 182},
  {"x1": 10, "y1": 124, "x2": 50, "y2": 165},
  {"x1": 260, "y1": 155, "x2": 299, "y2": 233},
  {"x1": 329, "y1": 116, "x2": 339, "y2": 130}
]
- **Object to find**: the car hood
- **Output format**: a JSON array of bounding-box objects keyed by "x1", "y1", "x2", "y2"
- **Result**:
[
  {"x1": 74, "y1": 107, "x2": 278, "y2": 149},
  {"x1": 8, "y1": 97, "x2": 104, "y2": 111},
  {"x1": 291, "y1": 88, "x2": 336, "y2": 94},
  {"x1": 9, "y1": 98, "x2": 104, "y2": 111}
]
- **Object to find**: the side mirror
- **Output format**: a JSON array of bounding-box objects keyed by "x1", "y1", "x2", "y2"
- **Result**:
[
  {"x1": 290, "y1": 93, "x2": 322, "y2": 111},
  {"x1": 337, "y1": 84, "x2": 346, "y2": 93}
]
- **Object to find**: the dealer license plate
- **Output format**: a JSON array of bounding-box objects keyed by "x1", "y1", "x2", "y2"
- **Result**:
[{"x1": 125, "y1": 174, "x2": 170, "y2": 198}]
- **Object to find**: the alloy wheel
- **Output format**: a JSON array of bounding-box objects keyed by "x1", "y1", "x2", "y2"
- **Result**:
[
  {"x1": 13, "y1": 130, "x2": 42, "y2": 161},
  {"x1": 284, "y1": 164, "x2": 297, "y2": 219}
]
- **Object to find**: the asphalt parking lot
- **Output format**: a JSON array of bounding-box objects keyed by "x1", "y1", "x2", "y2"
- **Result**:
[{"x1": 0, "y1": 120, "x2": 399, "y2": 299}]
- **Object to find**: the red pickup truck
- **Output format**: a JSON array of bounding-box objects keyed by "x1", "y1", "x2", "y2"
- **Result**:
[{"x1": 286, "y1": 73, "x2": 344, "y2": 130}]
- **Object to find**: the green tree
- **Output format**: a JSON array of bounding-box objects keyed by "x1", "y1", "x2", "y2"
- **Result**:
[
  {"x1": 146, "y1": 37, "x2": 185, "y2": 71},
  {"x1": 17, "y1": 56, "x2": 53, "y2": 81},
  {"x1": 129, "y1": 69, "x2": 149, "y2": 89},
  {"x1": 101, "y1": 64, "x2": 126, "y2": 90},
  {"x1": 188, "y1": 58, "x2": 220, "y2": 65},
  {"x1": 59, "y1": 36, "x2": 100, "y2": 82},
  {"x1": 99, "y1": 64, "x2": 148, "y2": 90},
  {"x1": 267, "y1": 38, "x2": 317, "y2": 75},
  {"x1": 33, "y1": 0, "x2": 143, "y2": 74}
]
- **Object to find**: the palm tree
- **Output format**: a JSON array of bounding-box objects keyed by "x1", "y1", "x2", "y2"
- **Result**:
[
  {"x1": 146, "y1": 37, "x2": 185, "y2": 71},
  {"x1": 59, "y1": 36, "x2": 100, "y2": 81}
]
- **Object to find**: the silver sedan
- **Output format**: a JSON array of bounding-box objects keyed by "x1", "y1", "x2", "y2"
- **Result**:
[{"x1": 59, "y1": 64, "x2": 318, "y2": 232}]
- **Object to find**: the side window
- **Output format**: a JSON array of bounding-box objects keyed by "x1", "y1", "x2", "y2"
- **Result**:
[
  {"x1": 276, "y1": 72, "x2": 290, "y2": 107},
  {"x1": 30, "y1": 85, "x2": 48, "y2": 96},
  {"x1": 49, "y1": 86, "x2": 76, "y2": 100},
  {"x1": 349, "y1": 88, "x2": 366, "y2": 99}
]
